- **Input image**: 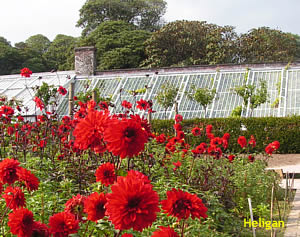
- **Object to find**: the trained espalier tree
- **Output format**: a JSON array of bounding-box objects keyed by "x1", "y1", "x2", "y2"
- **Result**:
[
  {"x1": 155, "y1": 82, "x2": 178, "y2": 119},
  {"x1": 185, "y1": 84, "x2": 217, "y2": 118},
  {"x1": 233, "y1": 79, "x2": 268, "y2": 117}
]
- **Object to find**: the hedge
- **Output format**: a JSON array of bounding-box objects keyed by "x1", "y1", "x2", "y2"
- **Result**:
[{"x1": 151, "y1": 116, "x2": 300, "y2": 154}]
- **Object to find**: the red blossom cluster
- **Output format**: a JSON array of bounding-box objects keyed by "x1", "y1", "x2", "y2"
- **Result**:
[
  {"x1": 265, "y1": 140, "x2": 280, "y2": 155},
  {"x1": 58, "y1": 86, "x2": 67, "y2": 96},
  {"x1": 73, "y1": 102, "x2": 150, "y2": 158},
  {"x1": 20, "y1": 67, "x2": 32, "y2": 78}
]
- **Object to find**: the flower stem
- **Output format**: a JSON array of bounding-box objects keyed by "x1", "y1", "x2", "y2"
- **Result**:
[{"x1": 181, "y1": 219, "x2": 186, "y2": 237}]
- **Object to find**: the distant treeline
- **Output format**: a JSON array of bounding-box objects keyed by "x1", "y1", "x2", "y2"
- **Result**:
[{"x1": 1, "y1": 0, "x2": 300, "y2": 75}]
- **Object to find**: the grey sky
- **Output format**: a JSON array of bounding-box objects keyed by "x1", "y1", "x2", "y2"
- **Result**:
[{"x1": 1, "y1": 0, "x2": 300, "y2": 45}]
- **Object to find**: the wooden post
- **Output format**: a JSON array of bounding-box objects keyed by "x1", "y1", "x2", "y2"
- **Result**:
[
  {"x1": 92, "y1": 90, "x2": 97, "y2": 102},
  {"x1": 68, "y1": 82, "x2": 75, "y2": 119},
  {"x1": 147, "y1": 112, "x2": 152, "y2": 127},
  {"x1": 174, "y1": 101, "x2": 179, "y2": 137},
  {"x1": 283, "y1": 171, "x2": 289, "y2": 221},
  {"x1": 174, "y1": 101, "x2": 179, "y2": 116},
  {"x1": 68, "y1": 82, "x2": 75, "y2": 141},
  {"x1": 270, "y1": 184, "x2": 274, "y2": 237}
]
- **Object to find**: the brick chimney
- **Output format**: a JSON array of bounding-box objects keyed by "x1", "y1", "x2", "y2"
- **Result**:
[{"x1": 74, "y1": 46, "x2": 96, "y2": 76}]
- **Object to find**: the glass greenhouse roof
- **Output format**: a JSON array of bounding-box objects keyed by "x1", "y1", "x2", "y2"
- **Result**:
[
  {"x1": 1, "y1": 64, "x2": 300, "y2": 119},
  {"x1": 0, "y1": 71, "x2": 75, "y2": 116}
]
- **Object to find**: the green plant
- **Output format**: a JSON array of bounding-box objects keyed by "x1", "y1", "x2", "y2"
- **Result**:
[
  {"x1": 155, "y1": 82, "x2": 178, "y2": 119},
  {"x1": 233, "y1": 79, "x2": 268, "y2": 117},
  {"x1": 34, "y1": 82, "x2": 58, "y2": 107},
  {"x1": 185, "y1": 84, "x2": 217, "y2": 118}
]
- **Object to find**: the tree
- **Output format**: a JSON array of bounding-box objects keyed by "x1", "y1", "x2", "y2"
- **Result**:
[
  {"x1": 233, "y1": 77, "x2": 268, "y2": 117},
  {"x1": 142, "y1": 20, "x2": 238, "y2": 68},
  {"x1": 25, "y1": 34, "x2": 51, "y2": 55},
  {"x1": 155, "y1": 82, "x2": 178, "y2": 119},
  {"x1": 76, "y1": 0, "x2": 166, "y2": 36},
  {"x1": 0, "y1": 37, "x2": 22, "y2": 75},
  {"x1": 44, "y1": 34, "x2": 78, "y2": 71},
  {"x1": 238, "y1": 27, "x2": 297, "y2": 63},
  {"x1": 80, "y1": 21, "x2": 151, "y2": 70},
  {"x1": 185, "y1": 85, "x2": 217, "y2": 118}
]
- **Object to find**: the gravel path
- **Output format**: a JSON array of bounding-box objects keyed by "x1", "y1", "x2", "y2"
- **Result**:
[{"x1": 267, "y1": 154, "x2": 300, "y2": 168}]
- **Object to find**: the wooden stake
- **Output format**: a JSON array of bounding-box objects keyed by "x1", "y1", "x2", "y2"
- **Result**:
[
  {"x1": 248, "y1": 198, "x2": 256, "y2": 237},
  {"x1": 68, "y1": 82, "x2": 75, "y2": 140},
  {"x1": 270, "y1": 184, "x2": 274, "y2": 237}
]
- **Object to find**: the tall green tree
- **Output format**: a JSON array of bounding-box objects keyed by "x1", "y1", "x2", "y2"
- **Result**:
[
  {"x1": 13, "y1": 34, "x2": 51, "y2": 73},
  {"x1": 81, "y1": 21, "x2": 151, "y2": 70},
  {"x1": 142, "y1": 20, "x2": 238, "y2": 68},
  {"x1": 25, "y1": 34, "x2": 51, "y2": 55},
  {"x1": 238, "y1": 27, "x2": 297, "y2": 63},
  {"x1": 44, "y1": 34, "x2": 78, "y2": 71},
  {"x1": 0, "y1": 37, "x2": 22, "y2": 75},
  {"x1": 77, "y1": 0, "x2": 166, "y2": 36}
]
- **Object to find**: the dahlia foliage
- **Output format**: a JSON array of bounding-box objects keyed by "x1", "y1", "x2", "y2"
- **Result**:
[{"x1": 0, "y1": 71, "x2": 282, "y2": 236}]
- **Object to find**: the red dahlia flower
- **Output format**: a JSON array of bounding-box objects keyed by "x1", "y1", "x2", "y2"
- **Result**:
[
  {"x1": 156, "y1": 133, "x2": 166, "y2": 143},
  {"x1": 223, "y1": 133, "x2": 230, "y2": 141},
  {"x1": 64, "y1": 194, "x2": 86, "y2": 221},
  {"x1": 99, "y1": 101, "x2": 109, "y2": 110},
  {"x1": 95, "y1": 162, "x2": 116, "y2": 186},
  {"x1": 84, "y1": 192, "x2": 107, "y2": 222},
  {"x1": 32, "y1": 221, "x2": 50, "y2": 237},
  {"x1": 191, "y1": 143, "x2": 207, "y2": 155},
  {"x1": 34, "y1": 97, "x2": 45, "y2": 111},
  {"x1": 20, "y1": 67, "x2": 32, "y2": 78},
  {"x1": 58, "y1": 86, "x2": 67, "y2": 96},
  {"x1": 136, "y1": 99, "x2": 149, "y2": 110},
  {"x1": 3, "y1": 186, "x2": 26, "y2": 210},
  {"x1": 173, "y1": 123, "x2": 182, "y2": 131},
  {"x1": 175, "y1": 114, "x2": 183, "y2": 123},
  {"x1": 122, "y1": 100, "x2": 132, "y2": 109},
  {"x1": 73, "y1": 109, "x2": 109, "y2": 153},
  {"x1": 8, "y1": 208, "x2": 34, "y2": 237},
  {"x1": 207, "y1": 146, "x2": 223, "y2": 159},
  {"x1": 104, "y1": 117, "x2": 148, "y2": 158},
  {"x1": 265, "y1": 141, "x2": 280, "y2": 155},
  {"x1": 161, "y1": 188, "x2": 208, "y2": 221},
  {"x1": 49, "y1": 212, "x2": 79, "y2": 236},
  {"x1": 210, "y1": 137, "x2": 222, "y2": 148},
  {"x1": 248, "y1": 155, "x2": 255, "y2": 162},
  {"x1": 105, "y1": 172, "x2": 160, "y2": 231},
  {"x1": 206, "y1": 124, "x2": 213, "y2": 134},
  {"x1": 127, "y1": 170, "x2": 151, "y2": 184},
  {"x1": 17, "y1": 167, "x2": 39, "y2": 192},
  {"x1": 0, "y1": 158, "x2": 20, "y2": 184},
  {"x1": 7, "y1": 126, "x2": 14, "y2": 136},
  {"x1": 237, "y1": 136, "x2": 247, "y2": 148},
  {"x1": 191, "y1": 127, "x2": 201, "y2": 136},
  {"x1": 176, "y1": 131, "x2": 185, "y2": 139},
  {"x1": 0, "y1": 105, "x2": 14, "y2": 116},
  {"x1": 228, "y1": 155, "x2": 235, "y2": 163},
  {"x1": 152, "y1": 226, "x2": 179, "y2": 237},
  {"x1": 121, "y1": 234, "x2": 134, "y2": 237},
  {"x1": 248, "y1": 135, "x2": 256, "y2": 148}
]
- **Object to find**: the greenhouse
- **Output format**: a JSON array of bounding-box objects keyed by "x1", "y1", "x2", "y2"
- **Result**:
[{"x1": 1, "y1": 47, "x2": 300, "y2": 119}]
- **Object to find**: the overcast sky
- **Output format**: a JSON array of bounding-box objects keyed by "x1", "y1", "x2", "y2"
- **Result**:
[{"x1": 1, "y1": 0, "x2": 300, "y2": 45}]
